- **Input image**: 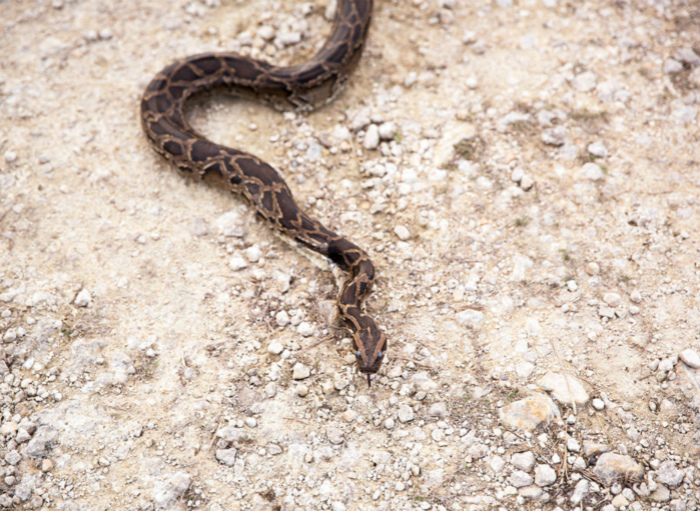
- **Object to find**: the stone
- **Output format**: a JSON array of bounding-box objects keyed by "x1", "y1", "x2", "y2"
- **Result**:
[
  {"x1": 509, "y1": 470, "x2": 533, "y2": 488},
  {"x1": 428, "y1": 402, "x2": 448, "y2": 418},
  {"x1": 593, "y1": 453, "x2": 644, "y2": 484},
  {"x1": 679, "y1": 349, "x2": 700, "y2": 369},
  {"x1": 538, "y1": 372, "x2": 589, "y2": 406},
  {"x1": 534, "y1": 464, "x2": 557, "y2": 486},
  {"x1": 655, "y1": 460, "x2": 684, "y2": 487},
  {"x1": 570, "y1": 479, "x2": 590, "y2": 504},
  {"x1": 22, "y1": 426, "x2": 58, "y2": 458},
  {"x1": 363, "y1": 124, "x2": 380, "y2": 149},
  {"x1": 499, "y1": 393, "x2": 561, "y2": 431},
  {"x1": 292, "y1": 363, "x2": 310, "y2": 380},
  {"x1": 153, "y1": 472, "x2": 192, "y2": 508},
  {"x1": 398, "y1": 405, "x2": 415, "y2": 423},
  {"x1": 510, "y1": 451, "x2": 535, "y2": 472},
  {"x1": 74, "y1": 289, "x2": 92, "y2": 307},
  {"x1": 215, "y1": 448, "x2": 237, "y2": 466}
]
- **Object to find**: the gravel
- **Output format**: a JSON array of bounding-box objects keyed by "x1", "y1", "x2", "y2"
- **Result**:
[{"x1": 1, "y1": 0, "x2": 699, "y2": 509}]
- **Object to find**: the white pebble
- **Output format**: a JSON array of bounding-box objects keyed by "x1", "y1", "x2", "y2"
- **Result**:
[
  {"x1": 297, "y1": 322, "x2": 314, "y2": 337},
  {"x1": 680, "y1": 349, "x2": 700, "y2": 369},
  {"x1": 393, "y1": 225, "x2": 410, "y2": 241},
  {"x1": 229, "y1": 255, "x2": 248, "y2": 271},
  {"x1": 572, "y1": 71, "x2": 596, "y2": 92},
  {"x1": 292, "y1": 363, "x2": 310, "y2": 380},
  {"x1": 74, "y1": 289, "x2": 92, "y2": 307},
  {"x1": 275, "y1": 311, "x2": 290, "y2": 327},
  {"x1": 245, "y1": 245, "x2": 262, "y2": 263},
  {"x1": 363, "y1": 124, "x2": 380, "y2": 150},
  {"x1": 378, "y1": 122, "x2": 396, "y2": 140},
  {"x1": 3, "y1": 151, "x2": 17, "y2": 163},
  {"x1": 587, "y1": 142, "x2": 608, "y2": 158},
  {"x1": 592, "y1": 398, "x2": 605, "y2": 410},
  {"x1": 579, "y1": 162, "x2": 605, "y2": 181},
  {"x1": 603, "y1": 293, "x2": 620, "y2": 307},
  {"x1": 567, "y1": 438, "x2": 581, "y2": 452},
  {"x1": 268, "y1": 341, "x2": 284, "y2": 355}
]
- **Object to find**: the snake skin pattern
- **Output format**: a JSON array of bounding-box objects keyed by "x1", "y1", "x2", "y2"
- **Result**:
[{"x1": 140, "y1": 0, "x2": 387, "y2": 381}]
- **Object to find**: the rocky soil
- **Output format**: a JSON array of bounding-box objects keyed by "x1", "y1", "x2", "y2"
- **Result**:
[{"x1": 1, "y1": 0, "x2": 700, "y2": 510}]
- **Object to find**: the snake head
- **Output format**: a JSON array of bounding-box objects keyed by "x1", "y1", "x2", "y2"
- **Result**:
[{"x1": 353, "y1": 327, "x2": 387, "y2": 374}]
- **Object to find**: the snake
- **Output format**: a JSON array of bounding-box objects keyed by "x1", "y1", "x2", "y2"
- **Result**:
[{"x1": 140, "y1": 0, "x2": 386, "y2": 384}]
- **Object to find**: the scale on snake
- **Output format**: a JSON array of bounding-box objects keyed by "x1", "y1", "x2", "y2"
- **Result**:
[{"x1": 140, "y1": 0, "x2": 386, "y2": 386}]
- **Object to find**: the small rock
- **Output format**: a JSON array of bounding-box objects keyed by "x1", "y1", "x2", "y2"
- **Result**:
[
  {"x1": 363, "y1": 124, "x2": 380, "y2": 150},
  {"x1": 215, "y1": 448, "x2": 237, "y2": 466},
  {"x1": 326, "y1": 427, "x2": 344, "y2": 445},
  {"x1": 579, "y1": 162, "x2": 605, "y2": 181},
  {"x1": 455, "y1": 309, "x2": 484, "y2": 327},
  {"x1": 583, "y1": 441, "x2": 610, "y2": 457},
  {"x1": 153, "y1": 472, "x2": 192, "y2": 508},
  {"x1": 378, "y1": 122, "x2": 396, "y2": 140},
  {"x1": 229, "y1": 255, "x2": 248, "y2": 271},
  {"x1": 275, "y1": 311, "x2": 290, "y2": 327},
  {"x1": 4, "y1": 450, "x2": 21, "y2": 465},
  {"x1": 535, "y1": 464, "x2": 557, "y2": 486},
  {"x1": 499, "y1": 393, "x2": 561, "y2": 431},
  {"x1": 489, "y1": 456, "x2": 506, "y2": 473},
  {"x1": 679, "y1": 349, "x2": 700, "y2": 369},
  {"x1": 572, "y1": 71, "x2": 596, "y2": 92},
  {"x1": 603, "y1": 293, "x2": 620, "y2": 306},
  {"x1": 22, "y1": 426, "x2": 58, "y2": 458},
  {"x1": 245, "y1": 245, "x2": 262, "y2": 263},
  {"x1": 41, "y1": 459, "x2": 54, "y2": 472},
  {"x1": 74, "y1": 289, "x2": 92, "y2": 307},
  {"x1": 215, "y1": 426, "x2": 248, "y2": 444},
  {"x1": 398, "y1": 405, "x2": 415, "y2": 423},
  {"x1": 592, "y1": 398, "x2": 605, "y2": 410},
  {"x1": 650, "y1": 483, "x2": 670, "y2": 502},
  {"x1": 509, "y1": 470, "x2": 534, "y2": 488},
  {"x1": 292, "y1": 363, "x2": 310, "y2": 380},
  {"x1": 394, "y1": 225, "x2": 410, "y2": 241},
  {"x1": 593, "y1": 453, "x2": 644, "y2": 484},
  {"x1": 587, "y1": 141, "x2": 608, "y2": 158},
  {"x1": 467, "y1": 443, "x2": 488, "y2": 460},
  {"x1": 664, "y1": 58, "x2": 683, "y2": 74},
  {"x1": 658, "y1": 358, "x2": 675, "y2": 372},
  {"x1": 268, "y1": 341, "x2": 284, "y2": 355},
  {"x1": 3, "y1": 151, "x2": 17, "y2": 163},
  {"x1": 541, "y1": 126, "x2": 567, "y2": 146},
  {"x1": 571, "y1": 478, "x2": 590, "y2": 504},
  {"x1": 297, "y1": 322, "x2": 314, "y2": 337},
  {"x1": 428, "y1": 402, "x2": 448, "y2": 418},
  {"x1": 567, "y1": 438, "x2": 581, "y2": 452},
  {"x1": 675, "y1": 47, "x2": 700, "y2": 65},
  {"x1": 611, "y1": 494, "x2": 629, "y2": 508},
  {"x1": 189, "y1": 217, "x2": 209, "y2": 236},
  {"x1": 655, "y1": 460, "x2": 684, "y2": 487},
  {"x1": 510, "y1": 451, "x2": 535, "y2": 472},
  {"x1": 539, "y1": 372, "x2": 589, "y2": 405},
  {"x1": 519, "y1": 485, "x2": 543, "y2": 500}
]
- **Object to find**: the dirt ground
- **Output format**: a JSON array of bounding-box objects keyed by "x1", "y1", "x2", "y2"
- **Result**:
[{"x1": 1, "y1": 0, "x2": 700, "y2": 510}]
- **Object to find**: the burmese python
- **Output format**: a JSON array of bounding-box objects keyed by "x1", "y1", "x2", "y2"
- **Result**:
[{"x1": 140, "y1": 0, "x2": 386, "y2": 383}]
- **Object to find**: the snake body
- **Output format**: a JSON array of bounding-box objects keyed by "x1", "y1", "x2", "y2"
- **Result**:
[{"x1": 140, "y1": 0, "x2": 386, "y2": 380}]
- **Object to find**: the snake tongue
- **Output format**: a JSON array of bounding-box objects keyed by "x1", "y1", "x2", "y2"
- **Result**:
[{"x1": 367, "y1": 373, "x2": 371, "y2": 387}]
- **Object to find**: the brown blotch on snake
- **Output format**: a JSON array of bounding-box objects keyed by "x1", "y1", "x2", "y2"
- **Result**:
[{"x1": 140, "y1": 0, "x2": 387, "y2": 382}]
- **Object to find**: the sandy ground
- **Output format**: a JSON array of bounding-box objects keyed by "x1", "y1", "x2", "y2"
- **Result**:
[{"x1": 1, "y1": 0, "x2": 700, "y2": 510}]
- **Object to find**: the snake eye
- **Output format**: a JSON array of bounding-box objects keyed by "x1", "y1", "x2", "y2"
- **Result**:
[
  {"x1": 356, "y1": 350, "x2": 361, "y2": 357},
  {"x1": 378, "y1": 352, "x2": 383, "y2": 358}
]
